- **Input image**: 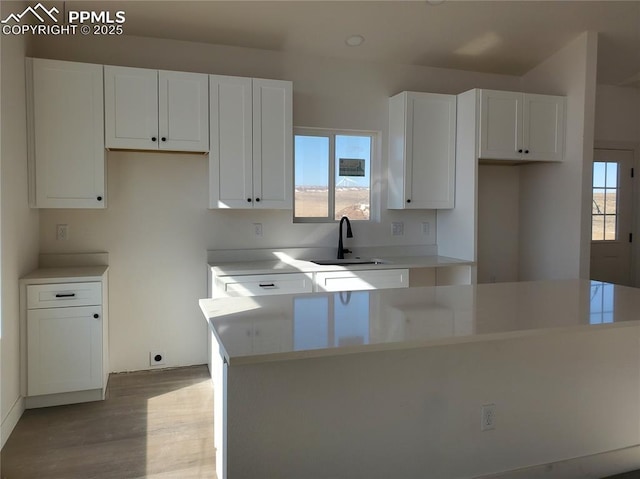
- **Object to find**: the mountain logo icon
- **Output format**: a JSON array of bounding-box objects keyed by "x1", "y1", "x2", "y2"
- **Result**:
[{"x1": 1, "y1": 3, "x2": 59, "y2": 24}]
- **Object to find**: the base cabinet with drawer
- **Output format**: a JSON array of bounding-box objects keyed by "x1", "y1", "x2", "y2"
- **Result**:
[{"x1": 20, "y1": 267, "x2": 109, "y2": 408}]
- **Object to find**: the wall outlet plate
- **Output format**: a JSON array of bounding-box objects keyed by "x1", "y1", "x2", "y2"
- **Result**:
[
  {"x1": 149, "y1": 351, "x2": 166, "y2": 366},
  {"x1": 391, "y1": 222, "x2": 404, "y2": 236}
]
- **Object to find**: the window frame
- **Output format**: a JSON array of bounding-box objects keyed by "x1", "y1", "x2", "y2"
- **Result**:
[{"x1": 293, "y1": 127, "x2": 378, "y2": 223}]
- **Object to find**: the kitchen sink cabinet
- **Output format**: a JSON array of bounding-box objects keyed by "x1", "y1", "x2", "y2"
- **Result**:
[
  {"x1": 388, "y1": 91, "x2": 456, "y2": 209},
  {"x1": 20, "y1": 267, "x2": 109, "y2": 408},
  {"x1": 478, "y1": 89, "x2": 565, "y2": 162},
  {"x1": 27, "y1": 58, "x2": 105, "y2": 208},
  {"x1": 104, "y1": 66, "x2": 209, "y2": 152},
  {"x1": 209, "y1": 75, "x2": 293, "y2": 209}
]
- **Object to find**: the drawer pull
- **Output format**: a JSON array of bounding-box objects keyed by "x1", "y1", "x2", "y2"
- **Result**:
[
  {"x1": 55, "y1": 293, "x2": 76, "y2": 298},
  {"x1": 259, "y1": 283, "x2": 276, "y2": 288}
]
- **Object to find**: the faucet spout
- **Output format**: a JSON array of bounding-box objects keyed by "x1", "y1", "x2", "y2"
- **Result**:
[{"x1": 337, "y1": 216, "x2": 353, "y2": 259}]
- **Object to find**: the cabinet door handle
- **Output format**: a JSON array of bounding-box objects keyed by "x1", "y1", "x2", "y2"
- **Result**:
[
  {"x1": 97, "y1": 196, "x2": 103, "y2": 201},
  {"x1": 259, "y1": 283, "x2": 276, "y2": 288},
  {"x1": 406, "y1": 199, "x2": 411, "y2": 203},
  {"x1": 247, "y1": 198, "x2": 252, "y2": 203},
  {"x1": 518, "y1": 149, "x2": 523, "y2": 153},
  {"x1": 524, "y1": 149, "x2": 529, "y2": 154},
  {"x1": 55, "y1": 293, "x2": 76, "y2": 298},
  {"x1": 151, "y1": 137, "x2": 157, "y2": 142},
  {"x1": 255, "y1": 197, "x2": 261, "y2": 202},
  {"x1": 161, "y1": 137, "x2": 166, "y2": 142},
  {"x1": 93, "y1": 313, "x2": 100, "y2": 319}
]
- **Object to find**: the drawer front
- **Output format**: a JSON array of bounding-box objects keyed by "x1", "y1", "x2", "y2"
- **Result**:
[
  {"x1": 315, "y1": 269, "x2": 409, "y2": 292},
  {"x1": 218, "y1": 273, "x2": 312, "y2": 297},
  {"x1": 27, "y1": 282, "x2": 102, "y2": 309}
]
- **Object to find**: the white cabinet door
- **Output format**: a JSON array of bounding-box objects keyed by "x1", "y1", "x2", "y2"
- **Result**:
[
  {"x1": 252, "y1": 78, "x2": 293, "y2": 209},
  {"x1": 29, "y1": 58, "x2": 105, "y2": 208},
  {"x1": 209, "y1": 75, "x2": 253, "y2": 208},
  {"x1": 27, "y1": 305, "x2": 103, "y2": 396},
  {"x1": 478, "y1": 89, "x2": 521, "y2": 161},
  {"x1": 104, "y1": 66, "x2": 158, "y2": 150},
  {"x1": 522, "y1": 93, "x2": 565, "y2": 162},
  {"x1": 388, "y1": 91, "x2": 456, "y2": 209},
  {"x1": 159, "y1": 70, "x2": 209, "y2": 152},
  {"x1": 479, "y1": 90, "x2": 565, "y2": 162},
  {"x1": 209, "y1": 76, "x2": 293, "y2": 209}
]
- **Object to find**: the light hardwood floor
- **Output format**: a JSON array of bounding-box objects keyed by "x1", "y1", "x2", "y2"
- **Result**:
[{"x1": 1, "y1": 365, "x2": 215, "y2": 479}]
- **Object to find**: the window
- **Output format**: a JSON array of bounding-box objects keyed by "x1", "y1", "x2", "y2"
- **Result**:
[
  {"x1": 592, "y1": 161, "x2": 618, "y2": 241},
  {"x1": 294, "y1": 129, "x2": 375, "y2": 222}
]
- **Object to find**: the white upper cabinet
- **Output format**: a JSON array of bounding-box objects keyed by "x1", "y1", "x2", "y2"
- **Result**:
[
  {"x1": 478, "y1": 89, "x2": 565, "y2": 162},
  {"x1": 27, "y1": 58, "x2": 105, "y2": 209},
  {"x1": 104, "y1": 66, "x2": 209, "y2": 152},
  {"x1": 388, "y1": 91, "x2": 456, "y2": 209},
  {"x1": 209, "y1": 75, "x2": 292, "y2": 209}
]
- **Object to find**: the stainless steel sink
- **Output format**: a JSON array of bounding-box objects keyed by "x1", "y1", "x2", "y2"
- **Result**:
[{"x1": 310, "y1": 258, "x2": 387, "y2": 266}]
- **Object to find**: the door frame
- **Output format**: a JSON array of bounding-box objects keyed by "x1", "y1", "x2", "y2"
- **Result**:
[{"x1": 593, "y1": 140, "x2": 640, "y2": 287}]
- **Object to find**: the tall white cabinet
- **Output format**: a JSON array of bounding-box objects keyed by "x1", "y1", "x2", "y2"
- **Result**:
[
  {"x1": 104, "y1": 66, "x2": 209, "y2": 152},
  {"x1": 27, "y1": 58, "x2": 105, "y2": 208},
  {"x1": 478, "y1": 89, "x2": 565, "y2": 162},
  {"x1": 209, "y1": 75, "x2": 293, "y2": 209},
  {"x1": 388, "y1": 91, "x2": 457, "y2": 209}
]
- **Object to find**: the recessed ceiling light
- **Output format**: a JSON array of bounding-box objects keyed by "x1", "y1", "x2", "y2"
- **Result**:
[{"x1": 345, "y1": 35, "x2": 365, "y2": 47}]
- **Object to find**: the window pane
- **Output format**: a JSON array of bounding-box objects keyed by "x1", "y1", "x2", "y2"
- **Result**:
[
  {"x1": 334, "y1": 135, "x2": 371, "y2": 220},
  {"x1": 606, "y1": 162, "x2": 618, "y2": 188},
  {"x1": 593, "y1": 162, "x2": 606, "y2": 188},
  {"x1": 604, "y1": 215, "x2": 617, "y2": 240},
  {"x1": 592, "y1": 215, "x2": 604, "y2": 241},
  {"x1": 295, "y1": 135, "x2": 329, "y2": 218},
  {"x1": 592, "y1": 188, "x2": 605, "y2": 214},
  {"x1": 605, "y1": 189, "x2": 617, "y2": 215}
]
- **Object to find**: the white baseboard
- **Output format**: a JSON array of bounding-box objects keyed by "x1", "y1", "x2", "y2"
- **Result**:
[
  {"x1": 475, "y1": 445, "x2": 640, "y2": 478},
  {"x1": 1, "y1": 396, "x2": 24, "y2": 449}
]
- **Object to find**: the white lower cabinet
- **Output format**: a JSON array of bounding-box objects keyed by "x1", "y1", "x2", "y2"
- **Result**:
[
  {"x1": 21, "y1": 267, "x2": 109, "y2": 408},
  {"x1": 315, "y1": 269, "x2": 409, "y2": 292},
  {"x1": 27, "y1": 305, "x2": 102, "y2": 396},
  {"x1": 211, "y1": 268, "x2": 409, "y2": 297},
  {"x1": 215, "y1": 273, "x2": 313, "y2": 297}
]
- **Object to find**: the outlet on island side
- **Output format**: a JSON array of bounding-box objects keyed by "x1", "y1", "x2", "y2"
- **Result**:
[
  {"x1": 56, "y1": 224, "x2": 69, "y2": 241},
  {"x1": 150, "y1": 351, "x2": 166, "y2": 367},
  {"x1": 391, "y1": 221, "x2": 404, "y2": 236}
]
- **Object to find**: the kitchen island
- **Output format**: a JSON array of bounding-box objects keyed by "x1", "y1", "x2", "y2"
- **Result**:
[{"x1": 199, "y1": 279, "x2": 640, "y2": 479}]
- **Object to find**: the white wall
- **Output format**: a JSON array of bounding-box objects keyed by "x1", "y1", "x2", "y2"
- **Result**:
[
  {"x1": 518, "y1": 32, "x2": 598, "y2": 281},
  {"x1": 0, "y1": 9, "x2": 39, "y2": 445},
  {"x1": 477, "y1": 165, "x2": 520, "y2": 283},
  {"x1": 31, "y1": 33, "x2": 520, "y2": 371}
]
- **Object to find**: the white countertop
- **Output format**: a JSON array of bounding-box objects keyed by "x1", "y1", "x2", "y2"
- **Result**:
[
  {"x1": 20, "y1": 265, "x2": 109, "y2": 283},
  {"x1": 199, "y1": 279, "x2": 640, "y2": 365},
  {"x1": 210, "y1": 254, "x2": 472, "y2": 276}
]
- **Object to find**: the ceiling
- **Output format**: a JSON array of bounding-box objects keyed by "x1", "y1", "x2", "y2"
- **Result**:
[{"x1": 67, "y1": 0, "x2": 640, "y2": 87}]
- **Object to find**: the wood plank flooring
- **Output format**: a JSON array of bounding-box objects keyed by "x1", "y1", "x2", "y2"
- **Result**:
[{"x1": 1, "y1": 365, "x2": 215, "y2": 479}]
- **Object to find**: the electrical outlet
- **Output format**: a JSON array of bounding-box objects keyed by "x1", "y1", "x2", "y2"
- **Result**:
[
  {"x1": 481, "y1": 403, "x2": 496, "y2": 431},
  {"x1": 150, "y1": 351, "x2": 166, "y2": 366},
  {"x1": 391, "y1": 221, "x2": 404, "y2": 236},
  {"x1": 421, "y1": 222, "x2": 430, "y2": 236},
  {"x1": 253, "y1": 223, "x2": 263, "y2": 237},
  {"x1": 56, "y1": 224, "x2": 68, "y2": 241}
]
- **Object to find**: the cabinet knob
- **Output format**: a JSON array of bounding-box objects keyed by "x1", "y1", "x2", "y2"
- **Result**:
[
  {"x1": 247, "y1": 198, "x2": 252, "y2": 203},
  {"x1": 151, "y1": 137, "x2": 157, "y2": 142},
  {"x1": 93, "y1": 313, "x2": 100, "y2": 319},
  {"x1": 406, "y1": 199, "x2": 411, "y2": 203},
  {"x1": 524, "y1": 149, "x2": 529, "y2": 154},
  {"x1": 161, "y1": 137, "x2": 167, "y2": 142},
  {"x1": 518, "y1": 149, "x2": 523, "y2": 153},
  {"x1": 97, "y1": 196, "x2": 103, "y2": 201},
  {"x1": 255, "y1": 197, "x2": 261, "y2": 202}
]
